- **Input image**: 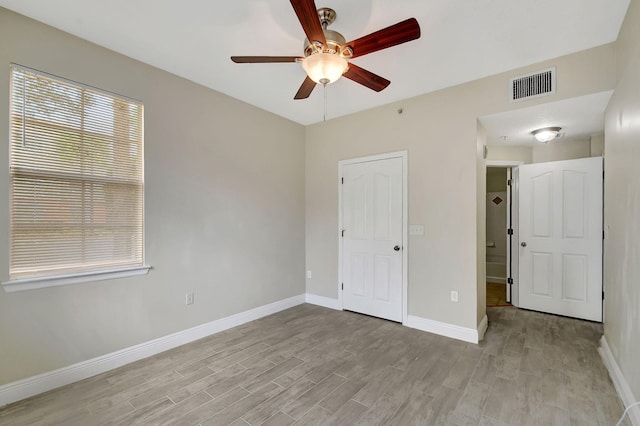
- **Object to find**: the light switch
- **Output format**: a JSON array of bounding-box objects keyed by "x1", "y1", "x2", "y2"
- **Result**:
[{"x1": 409, "y1": 225, "x2": 425, "y2": 236}]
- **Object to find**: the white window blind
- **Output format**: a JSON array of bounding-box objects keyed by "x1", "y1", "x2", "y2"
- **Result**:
[{"x1": 8, "y1": 65, "x2": 144, "y2": 280}]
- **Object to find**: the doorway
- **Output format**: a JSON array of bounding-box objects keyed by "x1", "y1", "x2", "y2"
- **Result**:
[
  {"x1": 486, "y1": 160, "x2": 523, "y2": 307},
  {"x1": 338, "y1": 151, "x2": 407, "y2": 323}
]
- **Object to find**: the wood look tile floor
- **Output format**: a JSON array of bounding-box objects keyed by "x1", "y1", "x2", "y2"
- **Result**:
[
  {"x1": 0, "y1": 304, "x2": 628, "y2": 426},
  {"x1": 486, "y1": 283, "x2": 511, "y2": 307}
]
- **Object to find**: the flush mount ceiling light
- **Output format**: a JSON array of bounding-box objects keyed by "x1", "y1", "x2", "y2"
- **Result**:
[{"x1": 532, "y1": 127, "x2": 561, "y2": 142}]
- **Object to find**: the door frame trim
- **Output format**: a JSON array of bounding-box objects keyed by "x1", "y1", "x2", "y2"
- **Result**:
[
  {"x1": 486, "y1": 161, "x2": 524, "y2": 167},
  {"x1": 338, "y1": 150, "x2": 408, "y2": 324}
]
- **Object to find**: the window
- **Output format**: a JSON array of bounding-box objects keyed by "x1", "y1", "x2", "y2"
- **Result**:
[{"x1": 5, "y1": 65, "x2": 147, "y2": 289}]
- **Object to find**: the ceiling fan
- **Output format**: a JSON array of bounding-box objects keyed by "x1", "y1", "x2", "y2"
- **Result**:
[{"x1": 231, "y1": 0, "x2": 421, "y2": 99}]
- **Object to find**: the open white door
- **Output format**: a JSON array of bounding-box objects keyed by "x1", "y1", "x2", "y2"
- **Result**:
[
  {"x1": 341, "y1": 156, "x2": 404, "y2": 322},
  {"x1": 506, "y1": 167, "x2": 513, "y2": 303},
  {"x1": 518, "y1": 157, "x2": 603, "y2": 321}
]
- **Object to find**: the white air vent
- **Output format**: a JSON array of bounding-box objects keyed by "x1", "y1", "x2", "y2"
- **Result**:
[{"x1": 509, "y1": 67, "x2": 556, "y2": 102}]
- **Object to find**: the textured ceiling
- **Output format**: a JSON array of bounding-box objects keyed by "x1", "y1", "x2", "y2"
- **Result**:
[{"x1": 0, "y1": 0, "x2": 630, "y2": 127}]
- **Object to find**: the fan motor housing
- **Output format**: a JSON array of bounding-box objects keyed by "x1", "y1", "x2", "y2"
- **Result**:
[
  {"x1": 303, "y1": 29, "x2": 346, "y2": 56},
  {"x1": 302, "y1": 8, "x2": 351, "y2": 57}
]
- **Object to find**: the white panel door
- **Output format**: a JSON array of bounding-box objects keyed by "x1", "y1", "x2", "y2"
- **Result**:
[
  {"x1": 518, "y1": 157, "x2": 602, "y2": 321},
  {"x1": 342, "y1": 157, "x2": 403, "y2": 322}
]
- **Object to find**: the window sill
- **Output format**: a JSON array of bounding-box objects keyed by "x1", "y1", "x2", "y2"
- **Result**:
[{"x1": 1, "y1": 265, "x2": 152, "y2": 292}]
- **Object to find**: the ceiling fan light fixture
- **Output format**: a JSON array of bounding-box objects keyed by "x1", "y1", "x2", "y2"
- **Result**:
[
  {"x1": 230, "y1": 3, "x2": 420, "y2": 100},
  {"x1": 532, "y1": 127, "x2": 561, "y2": 142},
  {"x1": 301, "y1": 52, "x2": 348, "y2": 85}
]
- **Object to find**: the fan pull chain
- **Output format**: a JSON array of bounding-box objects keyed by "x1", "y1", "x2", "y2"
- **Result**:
[{"x1": 323, "y1": 83, "x2": 327, "y2": 122}]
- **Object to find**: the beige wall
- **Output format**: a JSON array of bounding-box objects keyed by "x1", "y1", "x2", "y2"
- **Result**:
[
  {"x1": 487, "y1": 136, "x2": 603, "y2": 165},
  {"x1": 487, "y1": 133, "x2": 604, "y2": 164},
  {"x1": 604, "y1": 0, "x2": 640, "y2": 402},
  {"x1": 591, "y1": 133, "x2": 605, "y2": 156},
  {"x1": 486, "y1": 146, "x2": 532, "y2": 164},
  {"x1": 0, "y1": 9, "x2": 305, "y2": 385},
  {"x1": 305, "y1": 43, "x2": 615, "y2": 331},
  {"x1": 532, "y1": 138, "x2": 592, "y2": 163}
]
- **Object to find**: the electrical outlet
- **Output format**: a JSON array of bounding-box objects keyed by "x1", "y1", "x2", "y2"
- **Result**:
[
  {"x1": 451, "y1": 290, "x2": 459, "y2": 302},
  {"x1": 306, "y1": 270, "x2": 312, "y2": 279},
  {"x1": 186, "y1": 292, "x2": 194, "y2": 305}
]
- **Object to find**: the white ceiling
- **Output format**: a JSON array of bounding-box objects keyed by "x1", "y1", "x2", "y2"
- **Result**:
[{"x1": 0, "y1": 0, "x2": 630, "y2": 126}]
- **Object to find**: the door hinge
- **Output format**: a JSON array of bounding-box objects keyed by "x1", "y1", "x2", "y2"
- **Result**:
[
  {"x1": 603, "y1": 170, "x2": 605, "y2": 179},
  {"x1": 341, "y1": 229, "x2": 345, "y2": 237},
  {"x1": 507, "y1": 228, "x2": 514, "y2": 235},
  {"x1": 341, "y1": 283, "x2": 344, "y2": 290},
  {"x1": 602, "y1": 290, "x2": 605, "y2": 300},
  {"x1": 507, "y1": 179, "x2": 512, "y2": 186},
  {"x1": 341, "y1": 177, "x2": 344, "y2": 184},
  {"x1": 507, "y1": 278, "x2": 514, "y2": 285}
]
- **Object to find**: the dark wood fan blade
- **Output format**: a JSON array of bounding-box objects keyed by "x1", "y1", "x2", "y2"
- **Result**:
[
  {"x1": 343, "y1": 63, "x2": 390, "y2": 92},
  {"x1": 294, "y1": 76, "x2": 317, "y2": 99},
  {"x1": 231, "y1": 56, "x2": 302, "y2": 63},
  {"x1": 344, "y1": 18, "x2": 420, "y2": 59},
  {"x1": 290, "y1": 0, "x2": 326, "y2": 48}
]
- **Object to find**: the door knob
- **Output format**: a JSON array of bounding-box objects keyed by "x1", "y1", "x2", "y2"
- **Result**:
[
  {"x1": 394, "y1": 245, "x2": 401, "y2": 251},
  {"x1": 521, "y1": 241, "x2": 527, "y2": 247}
]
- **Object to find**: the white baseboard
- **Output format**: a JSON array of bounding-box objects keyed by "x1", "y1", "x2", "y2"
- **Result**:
[
  {"x1": 0, "y1": 294, "x2": 306, "y2": 407},
  {"x1": 305, "y1": 295, "x2": 485, "y2": 344},
  {"x1": 599, "y1": 336, "x2": 640, "y2": 425},
  {"x1": 405, "y1": 314, "x2": 482, "y2": 344},
  {"x1": 305, "y1": 293, "x2": 341, "y2": 310},
  {"x1": 477, "y1": 315, "x2": 488, "y2": 341},
  {"x1": 0, "y1": 293, "x2": 490, "y2": 407},
  {"x1": 486, "y1": 276, "x2": 506, "y2": 284}
]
